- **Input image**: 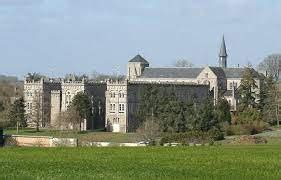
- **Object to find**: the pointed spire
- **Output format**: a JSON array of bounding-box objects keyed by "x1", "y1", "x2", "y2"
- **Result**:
[{"x1": 219, "y1": 35, "x2": 227, "y2": 57}]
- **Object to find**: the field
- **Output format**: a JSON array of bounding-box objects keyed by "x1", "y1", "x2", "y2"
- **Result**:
[{"x1": 1, "y1": 145, "x2": 281, "y2": 179}]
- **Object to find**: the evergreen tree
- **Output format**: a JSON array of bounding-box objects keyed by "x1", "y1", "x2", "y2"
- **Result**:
[
  {"x1": 8, "y1": 97, "x2": 26, "y2": 133},
  {"x1": 175, "y1": 102, "x2": 187, "y2": 132},
  {"x1": 262, "y1": 76, "x2": 279, "y2": 124},
  {"x1": 214, "y1": 98, "x2": 231, "y2": 125},
  {"x1": 71, "y1": 92, "x2": 92, "y2": 131},
  {"x1": 0, "y1": 100, "x2": 4, "y2": 112},
  {"x1": 198, "y1": 98, "x2": 216, "y2": 131},
  {"x1": 238, "y1": 68, "x2": 258, "y2": 110}
]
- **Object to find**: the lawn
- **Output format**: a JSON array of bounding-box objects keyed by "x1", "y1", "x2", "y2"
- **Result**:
[{"x1": 0, "y1": 145, "x2": 281, "y2": 179}]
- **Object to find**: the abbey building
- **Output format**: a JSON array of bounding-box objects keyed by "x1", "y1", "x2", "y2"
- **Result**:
[
  {"x1": 24, "y1": 37, "x2": 261, "y2": 133},
  {"x1": 105, "y1": 37, "x2": 260, "y2": 132}
]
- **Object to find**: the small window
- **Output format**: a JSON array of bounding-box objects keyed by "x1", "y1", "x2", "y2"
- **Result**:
[
  {"x1": 229, "y1": 82, "x2": 233, "y2": 90},
  {"x1": 119, "y1": 104, "x2": 125, "y2": 113},
  {"x1": 205, "y1": 73, "x2": 208, "y2": 78}
]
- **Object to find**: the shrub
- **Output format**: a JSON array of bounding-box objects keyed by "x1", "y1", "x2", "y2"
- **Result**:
[
  {"x1": 224, "y1": 121, "x2": 268, "y2": 136},
  {"x1": 160, "y1": 130, "x2": 224, "y2": 145},
  {"x1": 232, "y1": 135, "x2": 267, "y2": 144}
]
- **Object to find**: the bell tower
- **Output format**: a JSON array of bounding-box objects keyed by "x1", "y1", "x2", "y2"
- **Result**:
[{"x1": 127, "y1": 54, "x2": 149, "y2": 80}]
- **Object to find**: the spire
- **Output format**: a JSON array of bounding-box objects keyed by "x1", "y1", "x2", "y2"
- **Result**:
[
  {"x1": 219, "y1": 35, "x2": 227, "y2": 57},
  {"x1": 219, "y1": 35, "x2": 228, "y2": 68}
]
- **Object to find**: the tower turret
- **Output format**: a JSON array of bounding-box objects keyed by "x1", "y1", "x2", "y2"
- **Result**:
[{"x1": 127, "y1": 54, "x2": 149, "y2": 80}]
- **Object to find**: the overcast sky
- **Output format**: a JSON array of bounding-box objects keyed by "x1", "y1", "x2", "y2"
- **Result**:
[{"x1": 0, "y1": 0, "x2": 280, "y2": 78}]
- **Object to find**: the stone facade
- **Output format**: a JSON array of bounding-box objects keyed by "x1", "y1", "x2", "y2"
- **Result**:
[
  {"x1": 24, "y1": 78, "x2": 60, "y2": 127},
  {"x1": 24, "y1": 77, "x2": 106, "y2": 130}
]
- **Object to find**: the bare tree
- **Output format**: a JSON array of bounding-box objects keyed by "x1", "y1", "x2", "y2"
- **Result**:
[
  {"x1": 258, "y1": 54, "x2": 281, "y2": 80},
  {"x1": 137, "y1": 117, "x2": 161, "y2": 144},
  {"x1": 174, "y1": 59, "x2": 194, "y2": 67},
  {"x1": 56, "y1": 108, "x2": 81, "y2": 131}
]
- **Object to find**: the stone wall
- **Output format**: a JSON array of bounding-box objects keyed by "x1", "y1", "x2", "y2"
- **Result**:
[{"x1": 4, "y1": 135, "x2": 77, "y2": 147}]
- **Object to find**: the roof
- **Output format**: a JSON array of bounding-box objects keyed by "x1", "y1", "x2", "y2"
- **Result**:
[
  {"x1": 223, "y1": 90, "x2": 233, "y2": 97},
  {"x1": 140, "y1": 68, "x2": 203, "y2": 78},
  {"x1": 219, "y1": 36, "x2": 227, "y2": 57},
  {"x1": 128, "y1": 54, "x2": 149, "y2": 64},
  {"x1": 223, "y1": 68, "x2": 260, "y2": 78},
  {"x1": 209, "y1": 67, "x2": 226, "y2": 78}
]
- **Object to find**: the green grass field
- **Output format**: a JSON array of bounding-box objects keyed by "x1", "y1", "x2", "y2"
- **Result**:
[{"x1": 1, "y1": 145, "x2": 281, "y2": 179}]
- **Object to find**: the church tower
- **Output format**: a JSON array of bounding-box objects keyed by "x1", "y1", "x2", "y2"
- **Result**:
[
  {"x1": 219, "y1": 36, "x2": 228, "y2": 68},
  {"x1": 127, "y1": 54, "x2": 149, "y2": 80}
]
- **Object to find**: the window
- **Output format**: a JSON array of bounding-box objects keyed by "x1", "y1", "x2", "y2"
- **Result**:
[
  {"x1": 119, "y1": 93, "x2": 122, "y2": 98},
  {"x1": 110, "y1": 104, "x2": 116, "y2": 113},
  {"x1": 205, "y1": 73, "x2": 208, "y2": 78},
  {"x1": 234, "y1": 82, "x2": 238, "y2": 88},
  {"x1": 119, "y1": 104, "x2": 125, "y2": 113},
  {"x1": 229, "y1": 82, "x2": 233, "y2": 90}
]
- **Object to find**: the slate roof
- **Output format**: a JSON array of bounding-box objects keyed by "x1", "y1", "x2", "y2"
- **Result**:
[
  {"x1": 223, "y1": 68, "x2": 260, "y2": 78},
  {"x1": 223, "y1": 90, "x2": 233, "y2": 97},
  {"x1": 129, "y1": 54, "x2": 149, "y2": 64},
  {"x1": 140, "y1": 68, "x2": 203, "y2": 78},
  {"x1": 139, "y1": 66, "x2": 259, "y2": 79},
  {"x1": 209, "y1": 67, "x2": 226, "y2": 78}
]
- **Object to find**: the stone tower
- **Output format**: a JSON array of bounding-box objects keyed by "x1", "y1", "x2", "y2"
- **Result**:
[
  {"x1": 219, "y1": 36, "x2": 228, "y2": 68},
  {"x1": 127, "y1": 54, "x2": 149, "y2": 80},
  {"x1": 50, "y1": 90, "x2": 62, "y2": 128}
]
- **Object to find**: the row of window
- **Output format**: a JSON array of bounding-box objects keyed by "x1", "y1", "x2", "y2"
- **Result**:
[
  {"x1": 109, "y1": 103, "x2": 125, "y2": 113},
  {"x1": 113, "y1": 118, "x2": 120, "y2": 124},
  {"x1": 65, "y1": 94, "x2": 72, "y2": 106},
  {"x1": 110, "y1": 92, "x2": 125, "y2": 98},
  {"x1": 229, "y1": 82, "x2": 238, "y2": 90},
  {"x1": 26, "y1": 92, "x2": 33, "y2": 97},
  {"x1": 26, "y1": 102, "x2": 33, "y2": 110}
]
